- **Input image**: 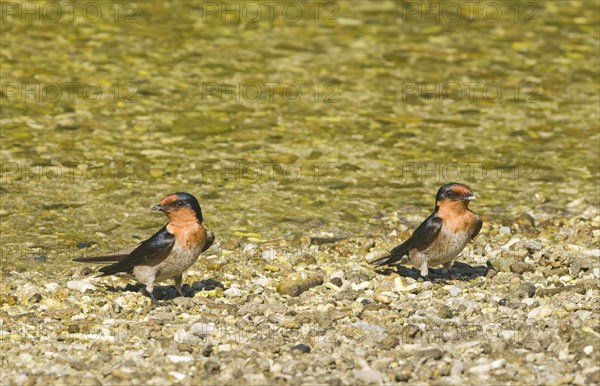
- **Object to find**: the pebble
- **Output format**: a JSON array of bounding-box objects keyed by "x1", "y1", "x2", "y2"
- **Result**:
[
  {"x1": 291, "y1": 344, "x2": 311, "y2": 353},
  {"x1": 525, "y1": 240, "x2": 542, "y2": 253},
  {"x1": 450, "y1": 360, "x2": 464, "y2": 376},
  {"x1": 373, "y1": 293, "x2": 391, "y2": 304},
  {"x1": 448, "y1": 286, "x2": 461, "y2": 297},
  {"x1": 204, "y1": 360, "x2": 220, "y2": 374},
  {"x1": 254, "y1": 277, "x2": 272, "y2": 287},
  {"x1": 67, "y1": 279, "x2": 97, "y2": 293},
  {"x1": 528, "y1": 306, "x2": 554, "y2": 319},
  {"x1": 351, "y1": 281, "x2": 372, "y2": 291},
  {"x1": 365, "y1": 251, "x2": 381, "y2": 263},
  {"x1": 190, "y1": 323, "x2": 216, "y2": 335},
  {"x1": 28, "y1": 293, "x2": 42, "y2": 303},
  {"x1": 437, "y1": 305, "x2": 453, "y2": 319},
  {"x1": 111, "y1": 369, "x2": 132, "y2": 380},
  {"x1": 353, "y1": 369, "x2": 383, "y2": 384},
  {"x1": 223, "y1": 287, "x2": 243, "y2": 297},
  {"x1": 515, "y1": 282, "x2": 536, "y2": 298},
  {"x1": 510, "y1": 262, "x2": 532, "y2": 274},
  {"x1": 415, "y1": 348, "x2": 443, "y2": 360},
  {"x1": 169, "y1": 371, "x2": 186, "y2": 381},
  {"x1": 499, "y1": 226, "x2": 511, "y2": 235},
  {"x1": 167, "y1": 355, "x2": 193, "y2": 363},
  {"x1": 468, "y1": 359, "x2": 507, "y2": 374},
  {"x1": 277, "y1": 275, "x2": 323, "y2": 297},
  {"x1": 379, "y1": 335, "x2": 399, "y2": 350}
]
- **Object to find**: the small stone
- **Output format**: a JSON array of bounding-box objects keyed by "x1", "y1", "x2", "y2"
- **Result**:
[
  {"x1": 28, "y1": 293, "x2": 42, "y2": 303},
  {"x1": 586, "y1": 370, "x2": 600, "y2": 384},
  {"x1": 173, "y1": 297, "x2": 194, "y2": 308},
  {"x1": 202, "y1": 345, "x2": 213, "y2": 357},
  {"x1": 334, "y1": 290, "x2": 359, "y2": 301},
  {"x1": 277, "y1": 275, "x2": 323, "y2": 297},
  {"x1": 167, "y1": 355, "x2": 193, "y2": 363},
  {"x1": 468, "y1": 359, "x2": 506, "y2": 374},
  {"x1": 583, "y1": 345, "x2": 594, "y2": 355},
  {"x1": 365, "y1": 251, "x2": 382, "y2": 263},
  {"x1": 450, "y1": 360, "x2": 464, "y2": 376},
  {"x1": 0, "y1": 294, "x2": 17, "y2": 306},
  {"x1": 528, "y1": 306, "x2": 553, "y2": 319},
  {"x1": 353, "y1": 369, "x2": 383, "y2": 384},
  {"x1": 204, "y1": 360, "x2": 220, "y2": 374},
  {"x1": 373, "y1": 293, "x2": 391, "y2": 304},
  {"x1": 488, "y1": 257, "x2": 510, "y2": 272},
  {"x1": 329, "y1": 277, "x2": 343, "y2": 288},
  {"x1": 111, "y1": 369, "x2": 132, "y2": 380},
  {"x1": 291, "y1": 343, "x2": 311, "y2": 353},
  {"x1": 190, "y1": 323, "x2": 216, "y2": 336},
  {"x1": 223, "y1": 287, "x2": 242, "y2": 297},
  {"x1": 569, "y1": 328, "x2": 600, "y2": 353},
  {"x1": 515, "y1": 282, "x2": 536, "y2": 298},
  {"x1": 564, "y1": 302, "x2": 578, "y2": 311},
  {"x1": 570, "y1": 254, "x2": 597, "y2": 276},
  {"x1": 524, "y1": 240, "x2": 542, "y2": 253},
  {"x1": 448, "y1": 286, "x2": 461, "y2": 297},
  {"x1": 395, "y1": 363, "x2": 414, "y2": 382},
  {"x1": 379, "y1": 335, "x2": 399, "y2": 350},
  {"x1": 68, "y1": 324, "x2": 80, "y2": 334},
  {"x1": 486, "y1": 269, "x2": 498, "y2": 278},
  {"x1": 169, "y1": 371, "x2": 186, "y2": 381},
  {"x1": 282, "y1": 320, "x2": 301, "y2": 329},
  {"x1": 415, "y1": 348, "x2": 443, "y2": 360},
  {"x1": 438, "y1": 305, "x2": 453, "y2": 319},
  {"x1": 510, "y1": 262, "x2": 532, "y2": 274},
  {"x1": 499, "y1": 226, "x2": 511, "y2": 235}
]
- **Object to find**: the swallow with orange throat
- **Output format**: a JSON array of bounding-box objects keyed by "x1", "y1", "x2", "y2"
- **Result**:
[
  {"x1": 74, "y1": 192, "x2": 214, "y2": 303},
  {"x1": 369, "y1": 183, "x2": 482, "y2": 278}
]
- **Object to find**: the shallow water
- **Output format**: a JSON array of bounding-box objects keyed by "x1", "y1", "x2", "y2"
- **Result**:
[{"x1": 1, "y1": 1, "x2": 598, "y2": 268}]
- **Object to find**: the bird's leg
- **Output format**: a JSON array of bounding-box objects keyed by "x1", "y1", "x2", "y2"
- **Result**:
[
  {"x1": 420, "y1": 260, "x2": 429, "y2": 279},
  {"x1": 140, "y1": 282, "x2": 157, "y2": 304},
  {"x1": 443, "y1": 261, "x2": 453, "y2": 279},
  {"x1": 174, "y1": 274, "x2": 184, "y2": 297}
]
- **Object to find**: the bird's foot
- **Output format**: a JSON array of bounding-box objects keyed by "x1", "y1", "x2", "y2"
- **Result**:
[{"x1": 139, "y1": 287, "x2": 161, "y2": 305}]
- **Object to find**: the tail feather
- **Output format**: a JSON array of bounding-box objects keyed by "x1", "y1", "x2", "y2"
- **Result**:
[
  {"x1": 369, "y1": 253, "x2": 406, "y2": 267},
  {"x1": 73, "y1": 254, "x2": 127, "y2": 263},
  {"x1": 73, "y1": 245, "x2": 137, "y2": 263}
]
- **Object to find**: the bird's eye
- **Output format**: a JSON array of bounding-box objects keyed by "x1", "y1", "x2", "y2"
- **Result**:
[{"x1": 176, "y1": 200, "x2": 185, "y2": 207}]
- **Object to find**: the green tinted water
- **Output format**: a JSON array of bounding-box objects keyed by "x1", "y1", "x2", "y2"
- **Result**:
[{"x1": 1, "y1": 1, "x2": 598, "y2": 267}]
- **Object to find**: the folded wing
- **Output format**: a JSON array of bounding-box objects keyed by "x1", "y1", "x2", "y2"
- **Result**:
[
  {"x1": 370, "y1": 215, "x2": 443, "y2": 266},
  {"x1": 93, "y1": 226, "x2": 175, "y2": 276}
]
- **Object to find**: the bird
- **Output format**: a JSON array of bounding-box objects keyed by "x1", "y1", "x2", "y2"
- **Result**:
[
  {"x1": 369, "y1": 183, "x2": 482, "y2": 278},
  {"x1": 74, "y1": 192, "x2": 214, "y2": 303}
]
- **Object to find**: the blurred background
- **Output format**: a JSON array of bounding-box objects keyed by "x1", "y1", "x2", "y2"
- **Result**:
[{"x1": 1, "y1": 1, "x2": 598, "y2": 268}]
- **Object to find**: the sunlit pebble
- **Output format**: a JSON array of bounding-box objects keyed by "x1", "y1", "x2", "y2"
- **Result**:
[
  {"x1": 499, "y1": 227, "x2": 511, "y2": 235},
  {"x1": 448, "y1": 286, "x2": 461, "y2": 297},
  {"x1": 584, "y1": 346, "x2": 594, "y2": 355}
]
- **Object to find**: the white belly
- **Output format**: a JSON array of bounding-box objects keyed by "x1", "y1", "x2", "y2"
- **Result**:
[
  {"x1": 409, "y1": 227, "x2": 471, "y2": 268},
  {"x1": 133, "y1": 245, "x2": 202, "y2": 285}
]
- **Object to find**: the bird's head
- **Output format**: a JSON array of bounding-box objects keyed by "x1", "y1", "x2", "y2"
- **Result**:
[
  {"x1": 435, "y1": 183, "x2": 476, "y2": 210},
  {"x1": 151, "y1": 192, "x2": 203, "y2": 224}
]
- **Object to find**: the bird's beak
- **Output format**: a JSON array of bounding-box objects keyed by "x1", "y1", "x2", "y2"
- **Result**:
[
  {"x1": 464, "y1": 194, "x2": 476, "y2": 201},
  {"x1": 151, "y1": 204, "x2": 166, "y2": 211}
]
